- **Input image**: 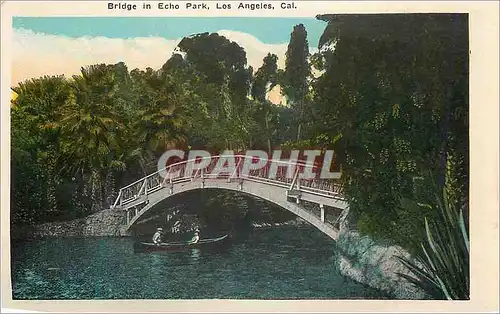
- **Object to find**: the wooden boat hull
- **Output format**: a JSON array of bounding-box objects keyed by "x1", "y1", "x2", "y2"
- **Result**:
[{"x1": 135, "y1": 234, "x2": 230, "y2": 252}]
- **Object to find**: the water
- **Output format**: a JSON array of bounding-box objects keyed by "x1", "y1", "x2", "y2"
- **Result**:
[{"x1": 11, "y1": 226, "x2": 388, "y2": 299}]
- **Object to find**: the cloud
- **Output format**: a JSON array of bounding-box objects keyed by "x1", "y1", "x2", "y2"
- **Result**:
[
  {"x1": 12, "y1": 28, "x2": 180, "y2": 84},
  {"x1": 11, "y1": 28, "x2": 318, "y2": 91}
]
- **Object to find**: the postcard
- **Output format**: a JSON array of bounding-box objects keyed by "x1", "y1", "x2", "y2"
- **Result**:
[{"x1": 1, "y1": 1, "x2": 499, "y2": 313}]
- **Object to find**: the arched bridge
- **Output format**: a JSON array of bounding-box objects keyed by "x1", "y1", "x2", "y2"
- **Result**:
[{"x1": 111, "y1": 155, "x2": 349, "y2": 240}]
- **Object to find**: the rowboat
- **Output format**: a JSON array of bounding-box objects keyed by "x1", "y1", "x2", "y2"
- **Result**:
[{"x1": 135, "y1": 234, "x2": 229, "y2": 252}]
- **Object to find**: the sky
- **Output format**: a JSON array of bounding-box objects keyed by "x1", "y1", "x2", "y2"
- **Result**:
[{"x1": 11, "y1": 17, "x2": 327, "y2": 85}]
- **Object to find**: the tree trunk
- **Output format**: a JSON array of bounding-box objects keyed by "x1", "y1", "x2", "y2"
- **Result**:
[
  {"x1": 265, "y1": 114, "x2": 272, "y2": 154},
  {"x1": 296, "y1": 95, "x2": 304, "y2": 142},
  {"x1": 99, "y1": 169, "x2": 110, "y2": 209},
  {"x1": 296, "y1": 123, "x2": 302, "y2": 142},
  {"x1": 46, "y1": 154, "x2": 58, "y2": 214},
  {"x1": 100, "y1": 180, "x2": 106, "y2": 209}
]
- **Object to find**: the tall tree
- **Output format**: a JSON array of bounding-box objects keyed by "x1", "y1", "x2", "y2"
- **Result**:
[
  {"x1": 251, "y1": 53, "x2": 279, "y2": 102},
  {"x1": 251, "y1": 53, "x2": 280, "y2": 153},
  {"x1": 282, "y1": 24, "x2": 312, "y2": 141},
  {"x1": 175, "y1": 32, "x2": 254, "y2": 151}
]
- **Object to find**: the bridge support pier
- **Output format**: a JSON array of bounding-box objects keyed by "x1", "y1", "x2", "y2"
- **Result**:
[{"x1": 320, "y1": 204, "x2": 325, "y2": 222}]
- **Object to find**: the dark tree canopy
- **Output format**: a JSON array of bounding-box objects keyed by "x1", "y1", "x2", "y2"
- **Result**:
[{"x1": 312, "y1": 13, "x2": 468, "y2": 249}]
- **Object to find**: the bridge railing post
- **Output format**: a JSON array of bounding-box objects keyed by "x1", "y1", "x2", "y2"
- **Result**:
[
  {"x1": 296, "y1": 169, "x2": 301, "y2": 190},
  {"x1": 119, "y1": 190, "x2": 123, "y2": 209},
  {"x1": 192, "y1": 168, "x2": 201, "y2": 182},
  {"x1": 161, "y1": 168, "x2": 171, "y2": 187},
  {"x1": 202, "y1": 168, "x2": 206, "y2": 188},
  {"x1": 112, "y1": 189, "x2": 122, "y2": 210},
  {"x1": 136, "y1": 180, "x2": 146, "y2": 198},
  {"x1": 169, "y1": 176, "x2": 173, "y2": 194},
  {"x1": 228, "y1": 156, "x2": 243, "y2": 183},
  {"x1": 289, "y1": 166, "x2": 300, "y2": 191}
]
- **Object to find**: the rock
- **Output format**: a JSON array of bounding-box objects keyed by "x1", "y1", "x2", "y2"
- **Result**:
[
  {"x1": 334, "y1": 226, "x2": 430, "y2": 299},
  {"x1": 27, "y1": 208, "x2": 126, "y2": 238}
]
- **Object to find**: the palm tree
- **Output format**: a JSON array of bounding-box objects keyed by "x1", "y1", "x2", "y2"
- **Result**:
[
  {"x1": 11, "y1": 76, "x2": 70, "y2": 217},
  {"x1": 58, "y1": 64, "x2": 126, "y2": 209},
  {"x1": 130, "y1": 68, "x2": 186, "y2": 156}
]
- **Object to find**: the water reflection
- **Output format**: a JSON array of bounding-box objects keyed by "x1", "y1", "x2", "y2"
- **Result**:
[
  {"x1": 190, "y1": 248, "x2": 201, "y2": 262},
  {"x1": 149, "y1": 253, "x2": 167, "y2": 277}
]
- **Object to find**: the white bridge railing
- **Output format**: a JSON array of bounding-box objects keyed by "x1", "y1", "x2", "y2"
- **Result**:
[{"x1": 112, "y1": 155, "x2": 344, "y2": 210}]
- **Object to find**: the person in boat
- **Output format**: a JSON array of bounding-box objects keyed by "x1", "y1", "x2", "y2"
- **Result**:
[
  {"x1": 152, "y1": 227, "x2": 164, "y2": 245},
  {"x1": 189, "y1": 228, "x2": 200, "y2": 244}
]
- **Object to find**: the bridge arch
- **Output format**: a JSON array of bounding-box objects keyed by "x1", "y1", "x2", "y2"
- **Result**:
[{"x1": 112, "y1": 155, "x2": 348, "y2": 240}]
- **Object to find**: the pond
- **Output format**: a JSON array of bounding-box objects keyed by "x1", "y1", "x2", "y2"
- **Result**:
[{"x1": 11, "y1": 225, "x2": 388, "y2": 299}]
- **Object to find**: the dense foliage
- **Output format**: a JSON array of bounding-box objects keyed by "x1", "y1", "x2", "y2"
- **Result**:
[
  {"x1": 11, "y1": 32, "x2": 285, "y2": 225},
  {"x1": 312, "y1": 14, "x2": 469, "y2": 251},
  {"x1": 11, "y1": 14, "x2": 469, "y2": 280}
]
